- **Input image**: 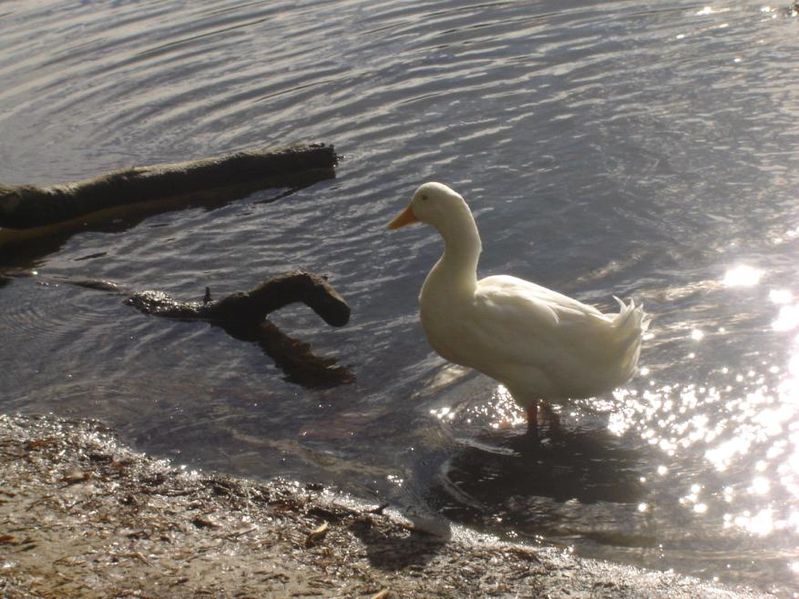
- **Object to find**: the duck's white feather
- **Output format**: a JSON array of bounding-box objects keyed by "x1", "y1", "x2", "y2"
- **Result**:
[
  {"x1": 391, "y1": 182, "x2": 649, "y2": 411},
  {"x1": 423, "y1": 274, "x2": 648, "y2": 403}
]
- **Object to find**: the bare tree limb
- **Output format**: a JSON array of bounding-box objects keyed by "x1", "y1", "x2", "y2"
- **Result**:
[{"x1": 126, "y1": 270, "x2": 353, "y2": 388}]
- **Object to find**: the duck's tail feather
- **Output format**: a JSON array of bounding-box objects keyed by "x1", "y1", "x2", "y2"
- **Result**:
[
  {"x1": 611, "y1": 296, "x2": 651, "y2": 374},
  {"x1": 612, "y1": 296, "x2": 651, "y2": 332}
]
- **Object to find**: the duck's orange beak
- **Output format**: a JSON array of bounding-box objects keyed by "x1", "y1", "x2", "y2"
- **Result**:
[{"x1": 387, "y1": 204, "x2": 418, "y2": 229}]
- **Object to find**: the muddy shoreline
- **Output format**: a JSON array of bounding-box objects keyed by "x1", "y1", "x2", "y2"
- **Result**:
[{"x1": 0, "y1": 413, "x2": 771, "y2": 598}]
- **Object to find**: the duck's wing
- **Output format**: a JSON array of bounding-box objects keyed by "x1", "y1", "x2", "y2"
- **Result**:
[
  {"x1": 466, "y1": 275, "x2": 614, "y2": 369},
  {"x1": 475, "y1": 275, "x2": 609, "y2": 328}
]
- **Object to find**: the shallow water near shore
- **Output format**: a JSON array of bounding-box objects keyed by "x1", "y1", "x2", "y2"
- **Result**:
[{"x1": 1, "y1": 1, "x2": 798, "y2": 594}]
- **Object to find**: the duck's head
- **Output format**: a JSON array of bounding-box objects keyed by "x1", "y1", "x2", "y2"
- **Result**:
[{"x1": 387, "y1": 182, "x2": 466, "y2": 230}]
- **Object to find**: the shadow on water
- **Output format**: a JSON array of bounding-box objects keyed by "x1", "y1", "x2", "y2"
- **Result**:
[{"x1": 428, "y1": 424, "x2": 650, "y2": 535}]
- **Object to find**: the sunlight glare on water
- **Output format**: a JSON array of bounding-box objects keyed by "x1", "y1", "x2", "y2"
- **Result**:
[{"x1": 722, "y1": 264, "x2": 764, "y2": 288}]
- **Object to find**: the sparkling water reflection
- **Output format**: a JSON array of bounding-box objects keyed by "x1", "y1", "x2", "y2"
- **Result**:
[{"x1": 1, "y1": 0, "x2": 798, "y2": 594}]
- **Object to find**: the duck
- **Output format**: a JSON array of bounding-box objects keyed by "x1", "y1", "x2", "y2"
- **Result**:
[{"x1": 388, "y1": 182, "x2": 649, "y2": 434}]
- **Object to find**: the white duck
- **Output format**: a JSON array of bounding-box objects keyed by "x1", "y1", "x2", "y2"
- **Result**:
[{"x1": 388, "y1": 182, "x2": 649, "y2": 433}]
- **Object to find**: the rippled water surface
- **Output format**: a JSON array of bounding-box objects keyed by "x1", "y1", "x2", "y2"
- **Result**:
[{"x1": 2, "y1": 0, "x2": 799, "y2": 593}]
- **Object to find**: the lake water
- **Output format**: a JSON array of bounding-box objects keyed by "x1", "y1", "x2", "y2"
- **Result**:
[{"x1": 1, "y1": 0, "x2": 798, "y2": 594}]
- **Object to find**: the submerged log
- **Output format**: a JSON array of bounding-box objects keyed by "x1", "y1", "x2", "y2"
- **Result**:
[
  {"x1": 126, "y1": 271, "x2": 353, "y2": 388},
  {"x1": 0, "y1": 144, "x2": 337, "y2": 229}
]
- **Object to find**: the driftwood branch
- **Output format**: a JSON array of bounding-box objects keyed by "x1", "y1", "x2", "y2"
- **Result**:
[
  {"x1": 0, "y1": 144, "x2": 337, "y2": 229},
  {"x1": 127, "y1": 270, "x2": 350, "y2": 327},
  {"x1": 126, "y1": 271, "x2": 354, "y2": 389}
]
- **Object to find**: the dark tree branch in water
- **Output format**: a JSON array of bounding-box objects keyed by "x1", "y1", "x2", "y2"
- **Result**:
[
  {"x1": 126, "y1": 271, "x2": 354, "y2": 389},
  {"x1": 0, "y1": 144, "x2": 337, "y2": 229},
  {"x1": 128, "y1": 271, "x2": 350, "y2": 327}
]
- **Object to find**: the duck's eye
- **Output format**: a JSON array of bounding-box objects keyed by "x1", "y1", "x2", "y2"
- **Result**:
[{"x1": 421, "y1": 194, "x2": 428, "y2": 201}]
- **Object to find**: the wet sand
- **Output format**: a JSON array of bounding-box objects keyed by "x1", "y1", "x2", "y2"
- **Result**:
[{"x1": 0, "y1": 413, "x2": 771, "y2": 598}]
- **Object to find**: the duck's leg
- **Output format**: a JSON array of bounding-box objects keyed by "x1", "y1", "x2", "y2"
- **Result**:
[
  {"x1": 540, "y1": 401, "x2": 561, "y2": 436},
  {"x1": 525, "y1": 400, "x2": 539, "y2": 436}
]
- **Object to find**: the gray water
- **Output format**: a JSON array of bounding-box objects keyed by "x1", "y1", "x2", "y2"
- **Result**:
[{"x1": 1, "y1": 0, "x2": 798, "y2": 594}]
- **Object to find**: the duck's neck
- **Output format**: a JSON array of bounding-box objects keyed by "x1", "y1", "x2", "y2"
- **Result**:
[{"x1": 425, "y1": 205, "x2": 481, "y2": 298}]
